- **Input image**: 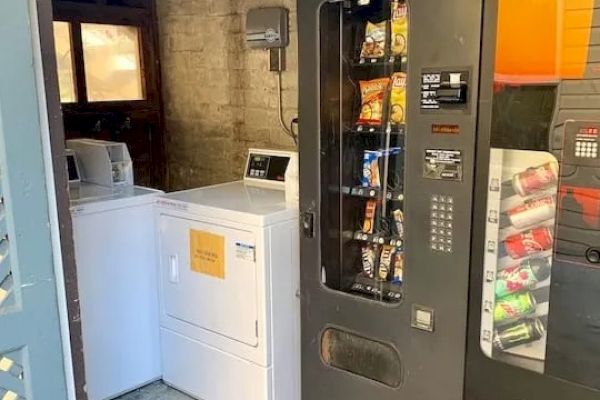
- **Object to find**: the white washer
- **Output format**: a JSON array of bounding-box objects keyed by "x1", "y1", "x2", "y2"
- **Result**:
[
  {"x1": 155, "y1": 149, "x2": 300, "y2": 400},
  {"x1": 70, "y1": 183, "x2": 162, "y2": 400}
]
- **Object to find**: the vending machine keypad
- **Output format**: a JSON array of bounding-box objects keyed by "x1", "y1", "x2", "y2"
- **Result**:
[
  {"x1": 574, "y1": 140, "x2": 598, "y2": 159},
  {"x1": 430, "y1": 195, "x2": 454, "y2": 252}
]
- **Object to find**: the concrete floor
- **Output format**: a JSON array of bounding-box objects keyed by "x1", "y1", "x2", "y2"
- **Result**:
[{"x1": 116, "y1": 381, "x2": 195, "y2": 400}]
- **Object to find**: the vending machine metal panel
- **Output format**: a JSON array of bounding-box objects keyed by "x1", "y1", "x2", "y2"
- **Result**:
[
  {"x1": 299, "y1": 0, "x2": 482, "y2": 399},
  {"x1": 466, "y1": 0, "x2": 600, "y2": 398}
]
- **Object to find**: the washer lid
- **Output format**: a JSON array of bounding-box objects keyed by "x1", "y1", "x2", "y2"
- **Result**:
[
  {"x1": 70, "y1": 183, "x2": 161, "y2": 214},
  {"x1": 157, "y1": 181, "x2": 297, "y2": 227}
]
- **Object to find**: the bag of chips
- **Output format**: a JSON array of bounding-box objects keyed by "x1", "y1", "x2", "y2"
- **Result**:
[
  {"x1": 360, "y1": 21, "x2": 387, "y2": 59},
  {"x1": 393, "y1": 252, "x2": 404, "y2": 283},
  {"x1": 378, "y1": 245, "x2": 396, "y2": 281},
  {"x1": 391, "y1": 1, "x2": 408, "y2": 57},
  {"x1": 390, "y1": 72, "x2": 407, "y2": 125},
  {"x1": 361, "y1": 245, "x2": 378, "y2": 278},
  {"x1": 362, "y1": 150, "x2": 381, "y2": 188},
  {"x1": 363, "y1": 199, "x2": 377, "y2": 234},
  {"x1": 358, "y1": 78, "x2": 390, "y2": 126}
]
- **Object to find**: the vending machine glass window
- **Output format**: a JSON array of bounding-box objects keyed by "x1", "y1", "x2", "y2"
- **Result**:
[
  {"x1": 318, "y1": 0, "x2": 408, "y2": 304},
  {"x1": 478, "y1": 0, "x2": 600, "y2": 390}
]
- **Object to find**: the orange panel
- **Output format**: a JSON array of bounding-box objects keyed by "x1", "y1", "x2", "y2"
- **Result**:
[{"x1": 495, "y1": 0, "x2": 593, "y2": 83}]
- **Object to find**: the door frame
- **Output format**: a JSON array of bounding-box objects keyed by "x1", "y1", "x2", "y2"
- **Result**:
[{"x1": 33, "y1": 0, "x2": 82, "y2": 399}]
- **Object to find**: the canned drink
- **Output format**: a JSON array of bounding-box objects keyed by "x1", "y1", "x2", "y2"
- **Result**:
[
  {"x1": 493, "y1": 318, "x2": 545, "y2": 351},
  {"x1": 494, "y1": 292, "x2": 537, "y2": 325},
  {"x1": 507, "y1": 196, "x2": 556, "y2": 229},
  {"x1": 503, "y1": 227, "x2": 553, "y2": 259},
  {"x1": 512, "y1": 162, "x2": 559, "y2": 197},
  {"x1": 495, "y1": 257, "x2": 551, "y2": 298}
]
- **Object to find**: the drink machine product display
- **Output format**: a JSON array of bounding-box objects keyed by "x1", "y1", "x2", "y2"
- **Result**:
[{"x1": 299, "y1": 0, "x2": 600, "y2": 399}]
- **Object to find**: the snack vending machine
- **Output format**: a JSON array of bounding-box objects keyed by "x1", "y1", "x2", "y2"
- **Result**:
[
  {"x1": 298, "y1": 0, "x2": 481, "y2": 399},
  {"x1": 466, "y1": 0, "x2": 600, "y2": 399},
  {"x1": 299, "y1": 0, "x2": 600, "y2": 399}
]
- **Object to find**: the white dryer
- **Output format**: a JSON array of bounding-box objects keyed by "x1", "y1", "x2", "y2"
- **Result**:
[{"x1": 155, "y1": 149, "x2": 300, "y2": 400}]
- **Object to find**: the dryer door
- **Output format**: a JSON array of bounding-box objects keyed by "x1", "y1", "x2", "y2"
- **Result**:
[{"x1": 159, "y1": 215, "x2": 260, "y2": 347}]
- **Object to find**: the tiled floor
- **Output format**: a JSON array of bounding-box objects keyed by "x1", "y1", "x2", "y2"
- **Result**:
[{"x1": 116, "y1": 381, "x2": 195, "y2": 400}]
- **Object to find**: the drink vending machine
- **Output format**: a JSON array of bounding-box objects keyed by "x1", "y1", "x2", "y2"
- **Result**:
[
  {"x1": 298, "y1": 0, "x2": 600, "y2": 399},
  {"x1": 466, "y1": 0, "x2": 600, "y2": 399}
]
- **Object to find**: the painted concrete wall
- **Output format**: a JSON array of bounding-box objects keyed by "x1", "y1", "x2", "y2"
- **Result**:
[{"x1": 157, "y1": 0, "x2": 298, "y2": 190}]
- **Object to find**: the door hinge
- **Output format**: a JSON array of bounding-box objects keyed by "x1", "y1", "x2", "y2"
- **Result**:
[{"x1": 255, "y1": 320, "x2": 259, "y2": 337}]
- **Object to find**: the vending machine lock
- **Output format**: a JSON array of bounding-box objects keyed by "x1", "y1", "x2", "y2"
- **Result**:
[{"x1": 586, "y1": 248, "x2": 600, "y2": 264}]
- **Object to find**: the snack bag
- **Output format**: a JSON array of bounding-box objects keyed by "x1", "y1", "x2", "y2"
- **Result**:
[
  {"x1": 363, "y1": 200, "x2": 377, "y2": 234},
  {"x1": 358, "y1": 78, "x2": 390, "y2": 126},
  {"x1": 390, "y1": 72, "x2": 407, "y2": 125},
  {"x1": 391, "y1": 1, "x2": 408, "y2": 57},
  {"x1": 361, "y1": 245, "x2": 378, "y2": 278},
  {"x1": 378, "y1": 245, "x2": 396, "y2": 281},
  {"x1": 360, "y1": 21, "x2": 387, "y2": 59},
  {"x1": 393, "y1": 209, "x2": 404, "y2": 238},
  {"x1": 362, "y1": 150, "x2": 381, "y2": 188},
  {"x1": 392, "y1": 252, "x2": 404, "y2": 283}
]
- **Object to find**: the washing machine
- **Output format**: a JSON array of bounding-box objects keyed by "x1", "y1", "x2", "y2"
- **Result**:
[
  {"x1": 155, "y1": 149, "x2": 300, "y2": 400},
  {"x1": 67, "y1": 140, "x2": 162, "y2": 400}
]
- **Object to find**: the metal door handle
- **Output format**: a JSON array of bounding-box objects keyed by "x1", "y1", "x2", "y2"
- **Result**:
[
  {"x1": 301, "y1": 211, "x2": 315, "y2": 238},
  {"x1": 168, "y1": 255, "x2": 179, "y2": 283}
]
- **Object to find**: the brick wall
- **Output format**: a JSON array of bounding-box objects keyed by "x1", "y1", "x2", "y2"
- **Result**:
[{"x1": 157, "y1": 0, "x2": 298, "y2": 190}]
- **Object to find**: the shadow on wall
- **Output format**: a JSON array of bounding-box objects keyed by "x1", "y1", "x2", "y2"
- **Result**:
[{"x1": 157, "y1": 0, "x2": 299, "y2": 191}]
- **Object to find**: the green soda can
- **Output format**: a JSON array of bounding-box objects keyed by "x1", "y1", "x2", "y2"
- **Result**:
[
  {"x1": 495, "y1": 258, "x2": 551, "y2": 298},
  {"x1": 494, "y1": 292, "x2": 537, "y2": 325},
  {"x1": 493, "y1": 318, "x2": 545, "y2": 351}
]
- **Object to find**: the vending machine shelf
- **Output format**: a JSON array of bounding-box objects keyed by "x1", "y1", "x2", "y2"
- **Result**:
[
  {"x1": 350, "y1": 273, "x2": 403, "y2": 303},
  {"x1": 346, "y1": 185, "x2": 404, "y2": 201},
  {"x1": 351, "y1": 230, "x2": 403, "y2": 249},
  {"x1": 346, "y1": 124, "x2": 406, "y2": 136},
  {"x1": 352, "y1": 55, "x2": 407, "y2": 69}
]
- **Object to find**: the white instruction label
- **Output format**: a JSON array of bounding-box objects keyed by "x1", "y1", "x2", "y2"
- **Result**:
[{"x1": 235, "y1": 242, "x2": 256, "y2": 262}]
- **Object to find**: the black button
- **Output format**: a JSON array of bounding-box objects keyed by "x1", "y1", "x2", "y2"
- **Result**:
[{"x1": 586, "y1": 248, "x2": 600, "y2": 264}]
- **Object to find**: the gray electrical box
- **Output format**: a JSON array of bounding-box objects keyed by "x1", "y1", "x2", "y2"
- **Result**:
[{"x1": 246, "y1": 7, "x2": 289, "y2": 49}]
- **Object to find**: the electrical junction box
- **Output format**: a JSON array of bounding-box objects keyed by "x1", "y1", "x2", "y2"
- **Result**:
[{"x1": 246, "y1": 7, "x2": 289, "y2": 49}]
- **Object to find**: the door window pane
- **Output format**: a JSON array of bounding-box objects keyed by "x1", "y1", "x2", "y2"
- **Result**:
[
  {"x1": 319, "y1": 1, "x2": 408, "y2": 304},
  {"x1": 81, "y1": 23, "x2": 144, "y2": 102},
  {"x1": 52, "y1": 21, "x2": 77, "y2": 103}
]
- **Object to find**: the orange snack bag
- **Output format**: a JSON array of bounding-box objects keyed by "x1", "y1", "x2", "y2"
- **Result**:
[{"x1": 358, "y1": 78, "x2": 390, "y2": 126}]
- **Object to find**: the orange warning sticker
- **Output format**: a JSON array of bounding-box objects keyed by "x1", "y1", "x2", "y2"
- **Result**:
[{"x1": 190, "y1": 229, "x2": 225, "y2": 279}]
